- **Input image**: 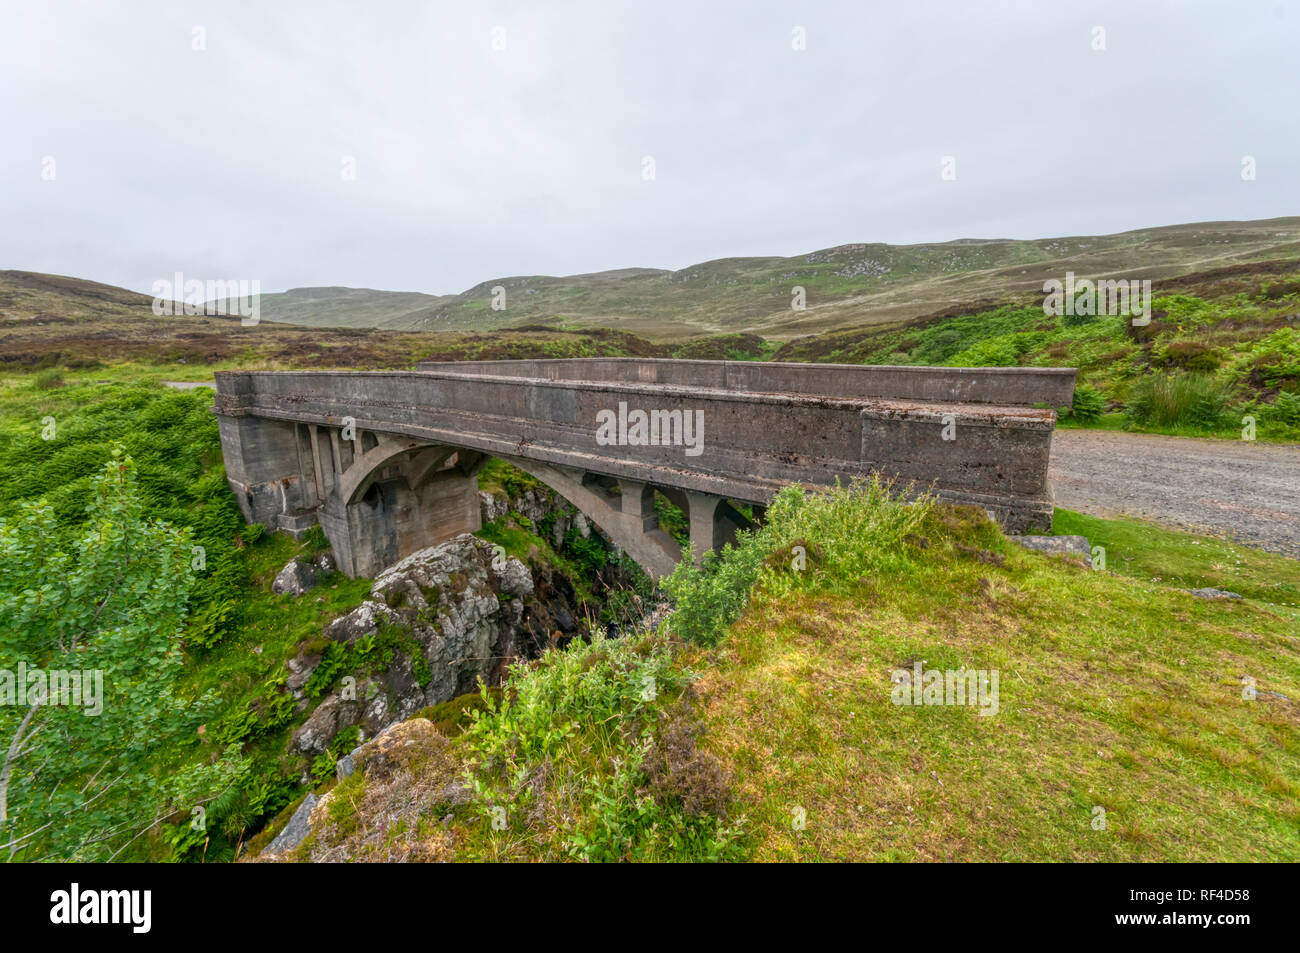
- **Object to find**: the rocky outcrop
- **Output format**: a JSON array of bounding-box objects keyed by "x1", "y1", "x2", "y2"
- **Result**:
[
  {"x1": 479, "y1": 485, "x2": 592, "y2": 549},
  {"x1": 289, "y1": 534, "x2": 539, "y2": 756},
  {"x1": 265, "y1": 718, "x2": 465, "y2": 863}
]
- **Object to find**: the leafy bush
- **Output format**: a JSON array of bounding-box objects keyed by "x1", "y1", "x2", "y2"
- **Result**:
[
  {"x1": 466, "y1": 632, "x2": 681, "y2": 764},
  {"x1": 462, "y1": 631, "x2": 744, "y2": 861},
  {"x1": 1261, "y1": 391, "x2": 1300, "y2": 426},
  {"x1": 1066, "y1": 382, "x2": 1107, "y2": 422},
  {"x1": 304, "y1": 641, "x2": 349, "y2": 698},
  {"x1": 0, "y1": 452, "x2": 241, "y2": 860},
  {"x1": 1124, "y1": 373, "x2": 1232, "y2": 429}
]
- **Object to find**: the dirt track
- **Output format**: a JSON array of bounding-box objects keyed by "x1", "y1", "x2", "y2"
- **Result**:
[{"x1": 1049, "y1": 429, "x2": 1300, "y2": 559}]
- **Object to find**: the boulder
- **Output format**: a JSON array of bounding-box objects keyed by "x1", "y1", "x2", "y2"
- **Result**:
[
  {"x1": 272, "y1": 557, "x2": 319, "y2": 596},
  {"x1": 1008, "y1": 534, "x2": 1091, "y2": 559},
  {"x1": 1188, "y1": 587, "x2": 1243, "y2": 600},
  {"x1": 324, "y1": 600, "x2": 396, "y2": 645}
]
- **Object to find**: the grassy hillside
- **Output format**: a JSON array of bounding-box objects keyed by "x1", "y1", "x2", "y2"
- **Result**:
[
  {"x1": 0, "y1": 271, "x2": 773, "y2": 377},
  {"x1": 776, "y1": 258, "x2": 1300, "y2": 441},
  {"x1": 282, "y1": 484, "x2": 1299, "y2": 863}
]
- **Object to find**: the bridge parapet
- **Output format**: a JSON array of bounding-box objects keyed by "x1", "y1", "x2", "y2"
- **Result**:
[
  {"x1": 415, "y1": 357, "x2": 1077, "y2": 407},
  {"x1": 214, "y1": 360, "x2": 1073, "y2": 578}
]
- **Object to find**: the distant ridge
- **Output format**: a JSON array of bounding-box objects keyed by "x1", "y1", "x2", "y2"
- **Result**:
[
  {"x1": 18, "y1": 216, "x2": 1300, "y2": 342},
  {"x1": 228, "y1": 217, "x2": 1300, "y2": 340}
]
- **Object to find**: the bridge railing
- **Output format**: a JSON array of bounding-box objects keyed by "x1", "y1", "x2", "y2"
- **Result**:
[{"x1": 413, "y1": 357, "x2": 1076, "y2": 408}]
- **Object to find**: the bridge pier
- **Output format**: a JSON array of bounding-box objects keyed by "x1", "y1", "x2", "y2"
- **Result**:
[{"x1": 683, "y1": 491, "x2": 754, "y2": 561}]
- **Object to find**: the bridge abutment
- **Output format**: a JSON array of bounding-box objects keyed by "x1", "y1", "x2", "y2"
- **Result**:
[{"x1": 321, "y1": 465, "x2": 481, "y2": 578}]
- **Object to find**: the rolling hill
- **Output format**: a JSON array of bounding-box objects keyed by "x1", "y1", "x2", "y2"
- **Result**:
[{"x1": 226, "y1": 217, "x2": 1300, "y2": 340}]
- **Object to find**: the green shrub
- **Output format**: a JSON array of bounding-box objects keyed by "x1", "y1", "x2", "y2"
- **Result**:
[
  {"x1": 1124, "y1": 373, "x2": 1232, "y2": 430},
  {"x1": 653, "y1": 493, "x2": 689, "y2": 546},
  {"x1": 465, "y1": 631, "x2": 681, "y2": 766},
  {"x1": 1157, "y1": 340, "x2": 1222, "y2": 372},
  {"x1": 1261, "y1": 391, "x2": 1300, "y2": 426},
  {"x1": 1067, "y1": 382, "x2": 1107, "y2": 422},
  {"x1": 461, "y1": 631, "x2": 743, "y2": 861},
  {"x1": 304, "y1": 641, "x2": 349, "y2": 698},
  {"x1": 186, "y1": 597, "x2": 239, "y2": 650}
]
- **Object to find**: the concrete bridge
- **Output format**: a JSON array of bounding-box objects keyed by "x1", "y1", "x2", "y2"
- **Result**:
[{"x1": 213, "y1": 359, "x2": 1075, "y2": 579}]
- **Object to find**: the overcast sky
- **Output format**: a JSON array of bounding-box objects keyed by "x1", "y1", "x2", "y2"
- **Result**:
[{"x1": 2, "y1": 0, "x2": 1297, "y2": 296}]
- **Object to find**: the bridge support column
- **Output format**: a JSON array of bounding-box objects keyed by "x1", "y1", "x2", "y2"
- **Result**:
[
  {"x1": 683, "y1": 491, "x2": 753, "y2": 563},
  {"x1": 617, "y1": 479, "x2": 658, "y2": 531}
]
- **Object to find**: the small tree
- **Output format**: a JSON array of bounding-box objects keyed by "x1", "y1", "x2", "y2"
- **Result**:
[{"x1": 0, "y1": 450, "x2": 240, "y2": 860}]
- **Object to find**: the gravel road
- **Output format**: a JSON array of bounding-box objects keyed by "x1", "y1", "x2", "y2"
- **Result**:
[{"x1": 1049, "y1": 429, "x2": 1300, "y2": 559}]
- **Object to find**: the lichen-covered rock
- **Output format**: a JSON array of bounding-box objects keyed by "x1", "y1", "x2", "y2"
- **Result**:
[
  {"x1": 285, "y1": 649, "x2": 321, "y2": 699},
  {"x1": 291, "y1": 694, "x2": 361, "y2": 754},
  {"x1": 272, "y1": 557, "x2": 320, "y2": 596},
  {"x1": 293, "y1": 534, "x2": 537, "y2": 755},
  {"x1": 479, "y1": 490, "x2": 509, "y2": 524},
  {"x1": 324, "y1": 600, "x2": 396, "y2": 644}
]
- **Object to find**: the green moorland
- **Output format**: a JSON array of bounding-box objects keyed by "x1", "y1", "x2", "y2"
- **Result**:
[
  {"x1": 0, "y1": 375, "x2": 1295, "y2": 862},
  {"x1": 5, "y1": 252, "x2": 1300, "y2": 442},
  {"x1": 128, "y1": 217, "x2": 1300, "y2": 339}
]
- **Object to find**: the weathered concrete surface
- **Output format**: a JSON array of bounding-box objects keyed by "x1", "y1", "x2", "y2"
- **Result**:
[{"x1": 214, "y1": 359, "x2": 1074, "y2": 578}]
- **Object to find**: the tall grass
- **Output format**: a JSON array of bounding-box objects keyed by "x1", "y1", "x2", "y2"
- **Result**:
[
  {"x1": 1124, "y1": 372, "x2": 1231, "y2": 429},
  {"x1": 661, "y1": 478, "x2": 932, "y2": 645}
]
